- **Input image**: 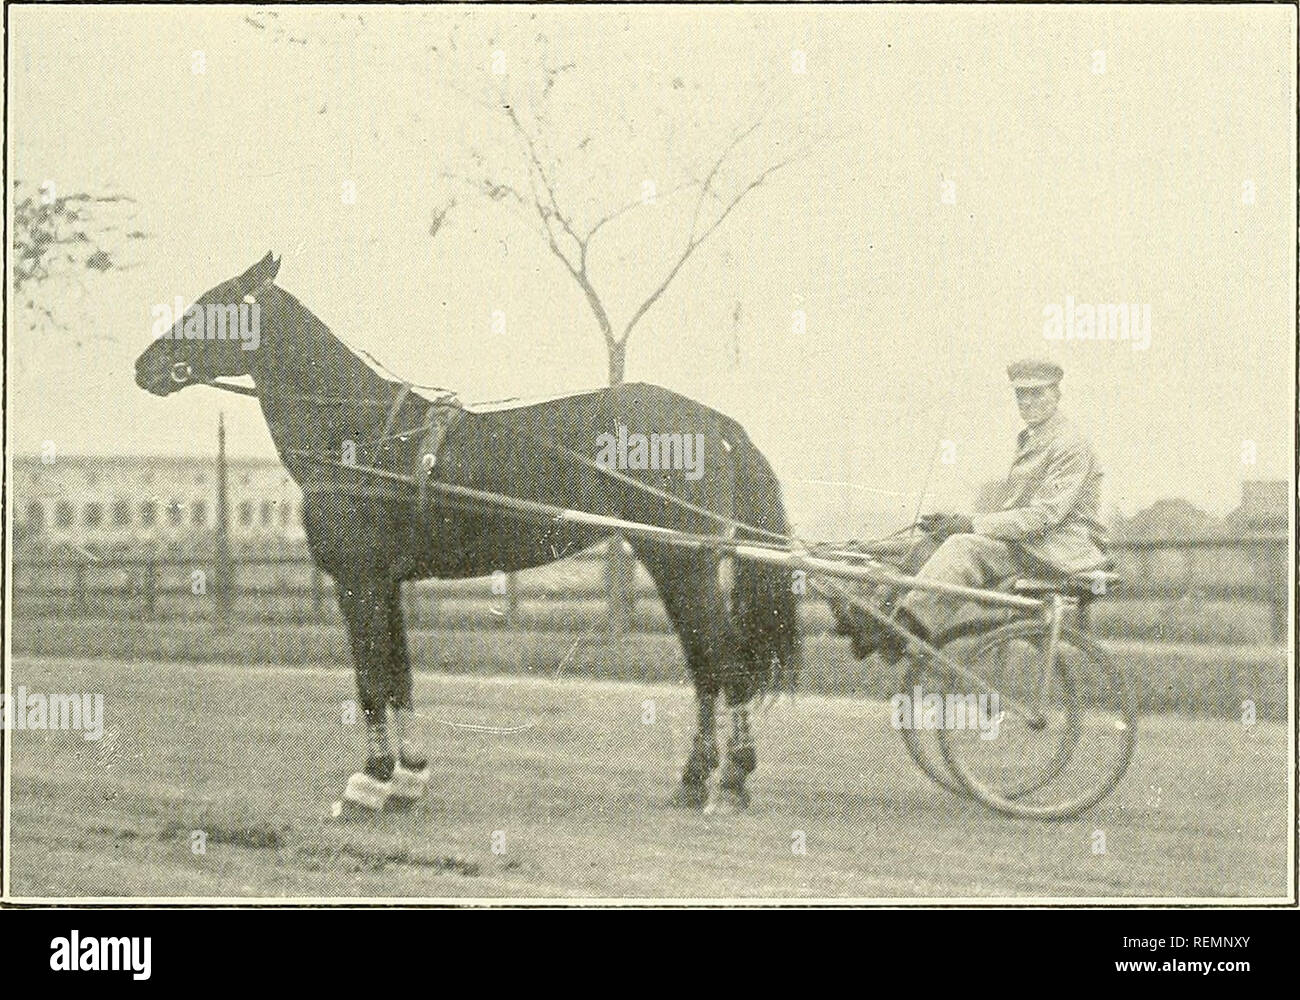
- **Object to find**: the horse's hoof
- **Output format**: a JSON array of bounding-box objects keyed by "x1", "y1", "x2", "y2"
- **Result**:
[
  {"x1": 342, "y1": 771, "x2": 392, "y2": 812},
  {"x1": 702, "y1": 786, "x2": 749, "y2": 816},
  {"x1": 388, "y1": 763, "x2": 431, "y2": 805},
  {"x1": 667, "y1": 781, "x2": 710, "y2": 810}
]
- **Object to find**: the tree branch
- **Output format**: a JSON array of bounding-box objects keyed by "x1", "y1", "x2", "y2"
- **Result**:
[
  {"x1": 689, "y1": 120, "x2": 761, "y2": 243},
  {"x1": 621, "y1": 150, "x2": 803, "y2": 343},
  {"x1": 584, "y1": 180, "x2": 698, "y2": 244},
  {"x1": 437, "y1": 170, "x2": 547, "y2": 244}
]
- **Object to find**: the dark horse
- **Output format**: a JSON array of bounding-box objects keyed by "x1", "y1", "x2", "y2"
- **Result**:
[{"x1": 134, "y1": 253, "x2": 800, "y2": 814}]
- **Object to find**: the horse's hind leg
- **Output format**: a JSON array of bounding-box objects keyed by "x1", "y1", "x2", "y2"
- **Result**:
[
  {"x1": 708, "y1": 684, "x2": 757, "y2": 815},
  {"x1": 668, "y1": 684, "x2": 719, "y2": 809},
  {"x1": 634, "y1": 545, "x2": 730, "y2": 809}
]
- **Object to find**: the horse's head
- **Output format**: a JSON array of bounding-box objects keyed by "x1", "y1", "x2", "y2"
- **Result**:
[{"x1": 134, "y1": 251, "x2": 280, "y2": 396}]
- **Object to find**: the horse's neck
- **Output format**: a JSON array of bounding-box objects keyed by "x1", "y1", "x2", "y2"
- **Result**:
[{"x1": 250, "y1": 285, "x2": 401, "y2": 466}]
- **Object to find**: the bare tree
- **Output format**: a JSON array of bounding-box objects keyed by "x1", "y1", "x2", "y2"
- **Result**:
[
  {"x1": 241, "y1": 8, "x2": 821, "y2": 385},
  {"x1": 444, "y1": 106, "x2": 809, "y2": 386},
  {"x1": 239, "y1": 9, "x2": 824, "y2": 631},
  {"x1": 438, "y1": 78, "x2": 815, "y2": 386}
]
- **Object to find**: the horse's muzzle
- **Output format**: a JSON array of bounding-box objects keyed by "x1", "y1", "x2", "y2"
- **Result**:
[{"x1": 135, "y1": 358, "x2": 181, "y2": 396}]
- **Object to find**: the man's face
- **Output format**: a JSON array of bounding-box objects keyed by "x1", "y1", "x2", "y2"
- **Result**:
[{"x1": 1015, "y1": 384, "x2": 1060, "y2": 427}]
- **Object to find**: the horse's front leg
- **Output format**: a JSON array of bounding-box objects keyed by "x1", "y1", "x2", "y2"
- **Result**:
[
  {"x1": 336, "y1": 574, "x2": 397, "y2": 810},
  {"x1": 386, "y1": 582, "x2": 431, "y2": 806}
]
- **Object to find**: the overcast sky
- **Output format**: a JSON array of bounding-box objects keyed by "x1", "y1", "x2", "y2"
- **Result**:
[{"x1": 8, "y1": 4, "x2": 1295, "y2": 532}]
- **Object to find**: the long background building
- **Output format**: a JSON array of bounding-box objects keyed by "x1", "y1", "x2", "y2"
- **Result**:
[{"x1": 11, "y1": 454, "x2": 305, "y2": 557}]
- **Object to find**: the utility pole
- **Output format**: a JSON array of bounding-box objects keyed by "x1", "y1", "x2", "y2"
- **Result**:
[{"x1": 213, "y1": 412, "x2": 234, "y2": 626}]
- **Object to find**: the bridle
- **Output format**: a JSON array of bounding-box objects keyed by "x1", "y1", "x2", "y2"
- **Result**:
[{"x1": 164, "y1": 276, "x2": 278, "y2": 397}]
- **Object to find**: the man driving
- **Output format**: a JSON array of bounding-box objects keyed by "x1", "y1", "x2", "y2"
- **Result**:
[{"x1": 830, "y1": 357, "x2": 1109, "y2": 661}]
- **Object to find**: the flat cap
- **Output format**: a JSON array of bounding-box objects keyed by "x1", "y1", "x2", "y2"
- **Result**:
[{"x1": 1007, "y1": 357, "x2": 1063, "y2": 388}]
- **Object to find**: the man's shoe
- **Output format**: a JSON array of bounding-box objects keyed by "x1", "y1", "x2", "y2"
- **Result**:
[
  {"x1": 879, "y1": 609, "x2": 930, "y2": 665},
  {"x1": 826, "y1": 588, "x2": 880, "y2": 660}
]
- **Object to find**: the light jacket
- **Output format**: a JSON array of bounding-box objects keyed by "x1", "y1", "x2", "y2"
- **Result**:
[{"x1": 971, "y1": 410, "x2": 1109, "y2": 573}]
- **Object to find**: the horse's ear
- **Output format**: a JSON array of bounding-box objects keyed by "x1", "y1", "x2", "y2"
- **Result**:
[{"x1": 241, "y1": 251, "x2": 281, "y2": 288}]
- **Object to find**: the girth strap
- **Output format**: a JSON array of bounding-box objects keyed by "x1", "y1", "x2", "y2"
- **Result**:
[{"x1": 415, "y1": 402, "x2": 464, "y2": 510}]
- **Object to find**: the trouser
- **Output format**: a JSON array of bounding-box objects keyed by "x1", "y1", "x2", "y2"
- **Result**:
[{"x1": 897, "y1": 533, "x2": 1024, "y2": 637}]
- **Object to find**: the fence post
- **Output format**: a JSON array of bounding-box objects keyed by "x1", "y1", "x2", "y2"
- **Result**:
[
  {"x1": 212, "y1": 557, "x2": 236, "y2": 629},
  {"x1": 405, "y1": 583, "x2": 418, "y2": 630},
  {"x1": 506, "y1": 572, "x2": 520, "y2": 628},
  {"x1": 1270, "y1": 589, "x2": 1286, "y2": 643},
  {"x1": 144, "y1": 559, "x2": 157, "y2": 620},
  {"x1": 1261, "y1": 543, "x2": 1287, "y2": 643},
  {"x1": 606, "y1": 539, "x2": 634, "y2": 636},
  {"x1": 75, "y1": 561, "x2": 88, "y2": 616},
  {"x1": 1136, "y1": 549, "x2": 1154, "y2": 594},
  {"x1": 311, "y1": 565, "x2": 324, "y2": 619}
]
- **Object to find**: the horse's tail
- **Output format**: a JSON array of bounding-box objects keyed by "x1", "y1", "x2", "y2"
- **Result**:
[{"x1": 731, "y1": 433, "x2": 801, "y2": 698}]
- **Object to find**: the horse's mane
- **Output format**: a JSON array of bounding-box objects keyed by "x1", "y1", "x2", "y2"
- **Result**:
[{"x1": 257, "y1": 283, "x2": 398, "y2": 400}]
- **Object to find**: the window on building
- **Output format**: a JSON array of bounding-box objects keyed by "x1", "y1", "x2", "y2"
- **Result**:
[
  {"x1": 261, "y1": 500, "x2": 274, "y2": 526},
  {"x1": 56, "y1": 501, "x2": 75, "y2": 528},
  {"x1": 25, "y1": 502, "x2": 45, "y2": 531},
  {"x1": 238, "y1": 501, "x2": 254, "y2": 527},
  {"x1": 112, "y1": 500, "x2": 131, "y2": 527},
  {"x1": 191, "y1": 501, "x2": 208, "y2": 527},
  {"x1": 139, "y1": 501, "x2": 158, "y2": 527},
  {"x1": 280, "y1": 502, "x2": 290, "y2": 526},
  {"x1": 84, "y1": 502, "x2": 104, "y2": 527},
  {"x1": 167, "y1": 501, "x2": 183, "y2": 525}
]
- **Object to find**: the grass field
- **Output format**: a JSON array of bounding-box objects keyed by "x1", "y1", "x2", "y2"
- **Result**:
[
  {"x1": 11, "y1": 616, "x2": 1290, "y2": 719},
  {"x1": 7, "y1": 654, "x2": 1292, "y2": 901}
]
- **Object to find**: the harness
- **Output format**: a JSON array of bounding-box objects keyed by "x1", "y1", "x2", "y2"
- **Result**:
[{"x1": 193, "y1": 373, "x2": 464, "y2": 504}]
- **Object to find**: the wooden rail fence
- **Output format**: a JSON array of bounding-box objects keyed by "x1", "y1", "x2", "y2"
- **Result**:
[{"x1": 10, "y1": 535, "x2": 1290, "y2": 642}]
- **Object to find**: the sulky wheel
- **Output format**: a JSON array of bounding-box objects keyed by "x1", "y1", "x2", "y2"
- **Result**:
[
  {"x1": 899, "y1": 627, "x2": 1074, "y2": 803},
  {"x1": 936, "y1": 620, "x2": 1136, "y2": 820},
  {"x1": 898, "y1": 651, "x2": 971, "y2": 798}
]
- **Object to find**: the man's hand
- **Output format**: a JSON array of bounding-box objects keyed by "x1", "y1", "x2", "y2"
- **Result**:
[{"x1": 917, "y1": 512, "x2": 974, "y2": 541}]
